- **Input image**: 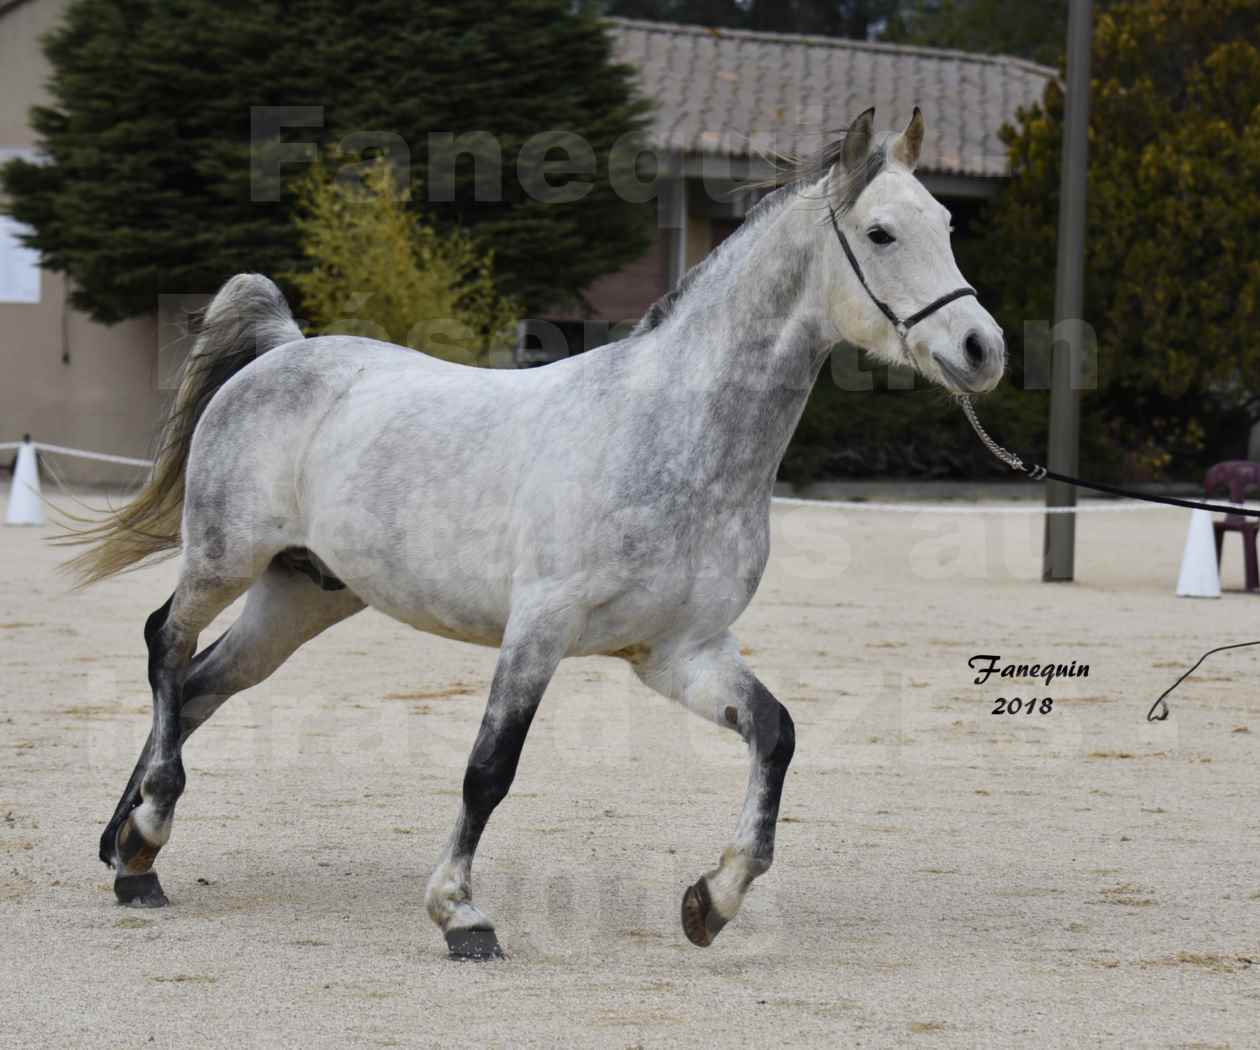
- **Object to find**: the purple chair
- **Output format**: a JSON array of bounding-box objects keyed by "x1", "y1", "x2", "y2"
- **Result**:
[{"x1": 1204, "y1": 461, "x2": 1260, "y2": 592}]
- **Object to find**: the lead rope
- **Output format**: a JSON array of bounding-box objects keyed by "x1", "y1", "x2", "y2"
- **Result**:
[{"x1": 956, "y1": 394, "x2": 1260, "y2": 721}]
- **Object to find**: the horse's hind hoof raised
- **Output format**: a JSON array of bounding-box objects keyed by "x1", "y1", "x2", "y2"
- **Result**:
[
  {"x1": 681, "y1": 877, "x2": 728, "y2": 947},
  {"x1": 445, "y1": 926, "x2": 504, "y2": 961},
  {"x1": 114, "y1": 871, "x2": 169, "y2": 908}
]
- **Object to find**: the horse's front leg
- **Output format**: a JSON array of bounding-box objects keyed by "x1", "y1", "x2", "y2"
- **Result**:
[
  {"x1": 425, "y1": 607, "x2": 572, "y2": 960},
  {"x1": 636, "y1": 631, "x2": 796, "y2": 946}
]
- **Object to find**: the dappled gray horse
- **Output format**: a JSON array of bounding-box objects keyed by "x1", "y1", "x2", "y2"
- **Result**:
[{"x1": 79, "y1": 109, "x2": 1004, "y2": 958}]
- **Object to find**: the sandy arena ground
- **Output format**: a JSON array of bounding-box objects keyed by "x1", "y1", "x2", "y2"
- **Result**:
[{"x1": 2, "y1": 487, "x2": 1259, "y2": 1049}]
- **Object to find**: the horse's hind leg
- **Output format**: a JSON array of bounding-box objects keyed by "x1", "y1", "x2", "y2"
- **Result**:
[
  {"x1": 108, "y1": 572, "x2": 250, "y2": 907},
  {"x1": 177, "y1": 560, "x2": 364, "y2": 735},
  {"x1": 635, "y1": 631, "x2": 795, "y2": 947},
  {"x1": 100, "y1": 563, "x2": 364, "y2": 876},
  {"x1": 104, "y1": 561, "x2": 363, "y2": 905}
]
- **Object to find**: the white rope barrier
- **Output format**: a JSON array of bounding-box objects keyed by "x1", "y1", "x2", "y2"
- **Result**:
[
  {"x1": 4, "y1": 439, "x2": 1251, "y2": 517},
  {"x1": 1, "y1": 440, "x2": 152, "y2": 467},
  {"x1": 772, "y1": 495, "x2": 1260, "y2": 515},
  {"x1": 28, "y1": 442, "x2": 153, "y2": 468}
]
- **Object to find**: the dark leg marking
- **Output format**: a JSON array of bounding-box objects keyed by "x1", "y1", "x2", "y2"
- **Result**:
[
  {"x1": 143, "y1": 594, "x2": 174, "y2": 679},
  {"x1": 455, "y1": 703, "x2": 538, "y2": 861},
  {"x1": 748, "y1": 684, "x2": 796, "y2": 858}
]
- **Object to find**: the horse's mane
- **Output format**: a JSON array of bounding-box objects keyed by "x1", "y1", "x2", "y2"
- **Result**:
[{"x1": 631, "y1": 136, "x2": 889, "y2": 336}]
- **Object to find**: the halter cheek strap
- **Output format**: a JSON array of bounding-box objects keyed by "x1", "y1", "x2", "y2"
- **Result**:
[{"x1": 828, "y1": 205, "x2": 977, "y2": 341}]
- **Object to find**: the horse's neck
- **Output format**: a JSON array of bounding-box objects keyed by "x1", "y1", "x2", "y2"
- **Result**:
[{"x1": 636, "y1": 200, "x2": 833, "y2": 498}]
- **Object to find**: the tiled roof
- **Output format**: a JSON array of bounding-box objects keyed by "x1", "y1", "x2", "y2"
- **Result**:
[{"x1": 607, "y1": 18, "x2": 1056, "y2": 179}]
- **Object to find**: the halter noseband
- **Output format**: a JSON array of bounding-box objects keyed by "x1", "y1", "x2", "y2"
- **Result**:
[{"x1": 828, "y1": 205, "x2": 977, "y2": 342}]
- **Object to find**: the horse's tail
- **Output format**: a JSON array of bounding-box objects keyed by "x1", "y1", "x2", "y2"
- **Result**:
[{"x1": 63, "y1": 274, "x2": 303, "y2": 586}]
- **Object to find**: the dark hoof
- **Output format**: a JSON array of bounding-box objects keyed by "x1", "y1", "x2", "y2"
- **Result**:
[
  {"x1": 445, "y1": 926, "x2": 504, "y2": 961},
  {"x1": 115, "y1": 871, "x2": 169, "y2": 908},
  {"x1": 681, "y1": 877, "x2": 727, "y2": 947}
]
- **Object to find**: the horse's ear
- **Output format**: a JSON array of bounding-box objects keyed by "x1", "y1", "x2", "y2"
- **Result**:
[
  {"x1": 891, "y1": 106, "x2": 925, "y2": 170},
  {"x1": 842, "y1": 107, "x2": 876, "y2": 172}
]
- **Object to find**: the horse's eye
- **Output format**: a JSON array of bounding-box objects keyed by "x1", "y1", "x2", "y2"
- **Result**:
[{"x1": 868, "y1": 226, "x2": 895, "y2": 246}]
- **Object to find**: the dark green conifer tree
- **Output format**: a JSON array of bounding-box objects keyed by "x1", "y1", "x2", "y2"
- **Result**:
[{"x1": 2, "y1": 0, "x2": 652, "y2": 322}]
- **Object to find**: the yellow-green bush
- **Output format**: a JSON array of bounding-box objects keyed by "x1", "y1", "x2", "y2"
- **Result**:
[{"x1": 288, "y1": 155, "x2": 518, "y2": 365}]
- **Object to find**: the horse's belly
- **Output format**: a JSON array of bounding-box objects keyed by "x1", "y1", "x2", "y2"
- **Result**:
[
  {"x1": 304, "y1": 498, "x2": 516, "y2": 647},
  {"x1": 332, "y1": 554, "x2": 513, "y2": 647}
]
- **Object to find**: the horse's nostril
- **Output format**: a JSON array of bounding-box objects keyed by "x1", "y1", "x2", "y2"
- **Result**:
[{"x1": 963, "y1": 331, "x2": 986, "y2": 370}]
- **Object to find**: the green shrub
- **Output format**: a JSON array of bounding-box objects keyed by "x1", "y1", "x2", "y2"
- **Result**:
[{"x1": 288, "y1": 157, "x2": 518, "y2": 365}]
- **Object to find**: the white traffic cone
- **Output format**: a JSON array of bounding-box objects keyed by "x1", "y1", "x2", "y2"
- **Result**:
[
  {"x1": 1176, "y1": 508, "x2": 1220, "y2": 598},
  {"x1": 4, "y1": 437, "x2": 45, "y2": 526}
]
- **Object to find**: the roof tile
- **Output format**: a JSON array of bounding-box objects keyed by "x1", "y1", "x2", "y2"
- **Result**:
[{"x1": 607, "y1": 18, "x2": 1056, "y2": 178}]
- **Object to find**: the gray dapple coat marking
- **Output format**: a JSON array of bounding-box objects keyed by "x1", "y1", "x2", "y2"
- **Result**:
[{"x1": 88, "y1": 110, "x2": 1004, "y2": 957}]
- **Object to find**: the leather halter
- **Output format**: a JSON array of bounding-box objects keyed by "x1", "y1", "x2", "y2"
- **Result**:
[{"x1": 828, "y1": 204, "x2": 977, "y2": 343}]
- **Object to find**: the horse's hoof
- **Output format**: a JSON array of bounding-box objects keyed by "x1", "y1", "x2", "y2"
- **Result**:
[
  {"x1": 681, "y1": 877, "x2": 727, "y2": 947},
  {"x1": 115, "y1": 871, "x2": 169, "y2": 908},
  {"x1": 445, "y1": 926, "x2": 504, "y2": 961}
]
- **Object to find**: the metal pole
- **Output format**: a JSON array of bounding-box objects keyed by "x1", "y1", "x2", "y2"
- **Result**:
[
  {"x1": 667, "y1": 175, "x2": 689, "y2": 290},
  {"x1": 1043, "y1": 0, "x2": 1093, "y2": 581}
]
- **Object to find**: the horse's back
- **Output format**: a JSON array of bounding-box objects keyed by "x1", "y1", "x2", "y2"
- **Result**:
[{"x1": 182, "y1": 334, "x2": 514, "y2": 558}]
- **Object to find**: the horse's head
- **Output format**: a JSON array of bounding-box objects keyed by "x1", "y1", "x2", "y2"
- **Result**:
[{"x1": 824, "y1": 108, "x2": 1005, "y2": 394}]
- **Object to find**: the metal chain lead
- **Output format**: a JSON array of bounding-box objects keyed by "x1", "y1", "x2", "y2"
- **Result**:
[{"x1": 957, "y1": 395, "x2": 1046, "y2": 478}]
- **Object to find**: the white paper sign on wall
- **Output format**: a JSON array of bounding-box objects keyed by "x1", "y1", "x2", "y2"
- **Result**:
[{"x1": 0, "y1": 215, "x2": 41, "y2": 304}]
